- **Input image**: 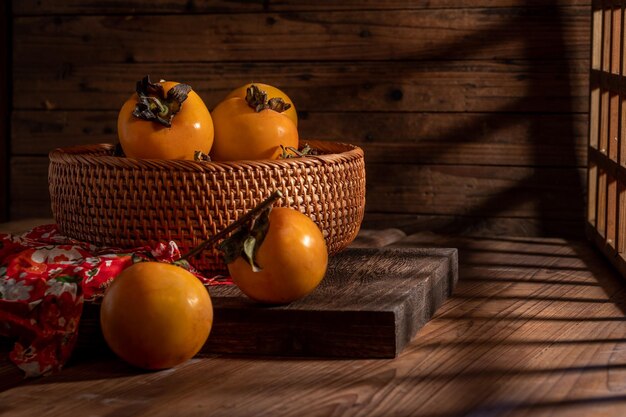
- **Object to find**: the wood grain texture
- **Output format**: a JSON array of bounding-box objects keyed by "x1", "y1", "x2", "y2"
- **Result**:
[
  {"x1": 6, "y1": 0, "x2": 591, "y2": 236},
  {"x1": 13, "y1": 8, "x2": 590, "y2": 65},
  {"x1": 366, "y1": 164, "x2": 586, "y2": 219},
  {"x1": 0, "y1": 0, "x2": 9, "y2": 222},
  {"x1": 2, "y1": 230, "x2": 625, "y2": 417},
  {"x1": 9, "y1": 157, "x2": 50, "y2": 219},
  {"x1": 350, "y1": 228, "x2": 407, "y2": 248},
  {"x1": 12, "y1": 0, "x2": 593, "y2": 15},
  {"x1": 12, "y1": 60, "x2": 589, "y2": 113},
  {"x1": 11, "y1": 111, "x2": 589, "y2": 167},
  {"x1": 361, "y1": 213, "x2": 586, "y2": 238},
  {"x1": 217, "y1": 246, "x2": 449, "y2": 357}
]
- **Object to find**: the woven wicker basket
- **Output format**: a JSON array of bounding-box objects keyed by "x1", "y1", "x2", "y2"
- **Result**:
[{"x1": 48, "y1": 140, "x2": 365, "y2": 274}]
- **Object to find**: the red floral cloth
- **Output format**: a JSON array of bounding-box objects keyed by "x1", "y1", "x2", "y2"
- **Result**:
[{"x1": 0, "y1": 224, "x2": 229, "y2": 377}]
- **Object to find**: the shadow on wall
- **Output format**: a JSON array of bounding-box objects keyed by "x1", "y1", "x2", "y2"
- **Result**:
[{"x1": 360, "y1": 1, "x2": 585, "y2": 238}]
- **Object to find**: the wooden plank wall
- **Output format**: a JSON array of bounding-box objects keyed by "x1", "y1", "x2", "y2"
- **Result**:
[
  {"x1": 8, "y1": 0, "x2": 591, "y2": 237},
  {"x1": 0, "y1": 1, "x2": 10, "y2": 222}
]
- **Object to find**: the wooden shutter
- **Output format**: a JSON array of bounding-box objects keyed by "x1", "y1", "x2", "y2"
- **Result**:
[{"x1": 588, "y1": 1, "x2": 626, "y2": 274}]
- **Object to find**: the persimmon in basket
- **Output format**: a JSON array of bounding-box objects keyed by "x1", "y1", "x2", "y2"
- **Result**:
[
  {"x1": 210, "y1": 84, "x2": 299, "y2": 161},
  {"x1": 225, "y1": 82, "x2": 298, "y2": 127},
  {"x1": 117, "y1": 75, "x2": 214, "y2": 160}
]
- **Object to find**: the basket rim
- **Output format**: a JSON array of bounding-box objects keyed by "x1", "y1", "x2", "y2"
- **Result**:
[{"x1": 49, "y1": 140, "x2": 363, "y2": 171}]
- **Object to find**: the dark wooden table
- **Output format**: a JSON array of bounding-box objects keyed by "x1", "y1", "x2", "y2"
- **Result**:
[{"x1": 2, "y1": 223, "x2": 626, "y2": 417}]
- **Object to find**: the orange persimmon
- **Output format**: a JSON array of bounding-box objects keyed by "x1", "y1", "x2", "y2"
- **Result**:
[
  {"x1": 100, "y1": 262, "x2": 213, "y2": 370},
  {"x1": 210, "y1": 84, "x2": 298, "y2": 161},
  {"x1": 117, "y1": 76, "x2": 214, "y2": 160},
  {"x1": 222, "y1": 207, "x2": 328, "y2": 304}
]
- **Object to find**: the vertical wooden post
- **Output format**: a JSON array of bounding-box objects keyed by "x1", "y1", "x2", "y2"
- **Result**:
[
  {"x1": 597, "y1": 6, "x2": 611, "y2": 238},
  {"x1": 615, "y1": 3, "x2": 625, "y2": 251},
  {"x1": 618, "y1": 182, "x2": 626, "y2": 253},
  {"x1": 0, "y1": 0, "x2": 10, "y2": 222}
]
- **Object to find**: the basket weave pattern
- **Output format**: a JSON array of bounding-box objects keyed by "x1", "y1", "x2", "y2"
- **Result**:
[{"x1": 48, "y1": 140, "x2": 366, "y2": 274}]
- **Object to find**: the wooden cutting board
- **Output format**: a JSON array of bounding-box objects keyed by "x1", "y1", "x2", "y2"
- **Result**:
[{"x1": 78, "y1": 247, "x2": 458, "y2": 359}]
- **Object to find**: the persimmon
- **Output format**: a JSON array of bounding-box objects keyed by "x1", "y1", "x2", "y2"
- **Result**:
[
  {"x1": 100, "y1": 262, "x2": 213, "y2": 370},
  {"x1": 210, "y1": 84, "x2": 298, "y2": 161},
  {"x1": 220, "y1": 206, "x2": 328, "y2": 304},
  {"x1": 225, "y1": 82, "x2": 298, "y2": 127},
  {"x1": 117, "y1": 76, "x2": 214, "y2": 160}
]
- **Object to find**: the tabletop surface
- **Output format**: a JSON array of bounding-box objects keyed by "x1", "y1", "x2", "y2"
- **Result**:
[{"x1": 2, "y1": 223, "x2": 626, "y2": 417}]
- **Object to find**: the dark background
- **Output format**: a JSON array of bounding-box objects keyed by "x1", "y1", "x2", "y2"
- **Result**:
[{"x1": 0, "y1": 0, "x2": 590, "y2": 237}]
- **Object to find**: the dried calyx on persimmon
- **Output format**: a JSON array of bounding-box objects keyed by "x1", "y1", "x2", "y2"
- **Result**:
[
  {"x1": 132, "y1": 75, "x2": 192, "y2": 127},
  {"x1": 244, "y1": 84, "x2": 292, "y2": 114}
]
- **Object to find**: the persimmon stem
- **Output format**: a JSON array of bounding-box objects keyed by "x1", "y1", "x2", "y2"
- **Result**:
[
  {"x1": 181, "y1": 190, "x2": 283, "y2": 260},
  {"x1": 245, "y1": 84, "x2": 291, "y2": 113},
  {"x1": 132, "y1": 75, "x2": 191, "y2": 127}
]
